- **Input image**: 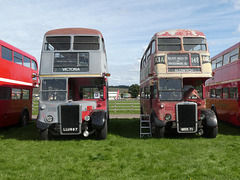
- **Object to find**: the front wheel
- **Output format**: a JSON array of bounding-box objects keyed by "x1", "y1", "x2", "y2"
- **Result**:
[
  {"x1": 203, "y1": 126, "x2": 218, "y2": 138},
  {"x1": 151, "y1": 122, "x2": 165, "y2": 138},
  {"x1": 96, "y1": 120, "x2": 107, "y2": 140},
  {"x1": 40, "y1": 129, "x2": 51, "y2": 140}
]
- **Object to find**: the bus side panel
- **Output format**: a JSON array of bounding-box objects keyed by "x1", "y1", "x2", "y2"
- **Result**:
[{"x1": 0, "y1": 100, "x2": 10, "y2": 127}]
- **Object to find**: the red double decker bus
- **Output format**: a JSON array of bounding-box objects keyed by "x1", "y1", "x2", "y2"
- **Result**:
[
  {"x1": 0, "y1": 40, "x2": 38, "y2": 127},
  {"x1": 206, "y1": 42, "x2": 240, "y2": 126},
  {"x1": 140, "y1": 29, "x2": 218, "y2": 138}
]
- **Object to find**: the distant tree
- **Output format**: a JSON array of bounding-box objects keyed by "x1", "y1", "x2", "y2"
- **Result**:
[{"x1": 128, "y1": 84, "x2": 139, "y2": 98}]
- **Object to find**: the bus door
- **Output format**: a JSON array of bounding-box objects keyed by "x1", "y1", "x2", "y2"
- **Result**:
[{"x1": 150, "y1": 82, "x2": 158, "y2": 112}]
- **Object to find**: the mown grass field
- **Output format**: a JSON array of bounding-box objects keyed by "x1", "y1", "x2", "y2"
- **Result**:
[{"x1": 0, "y1": 118, "x2": 240, "y2": 179}]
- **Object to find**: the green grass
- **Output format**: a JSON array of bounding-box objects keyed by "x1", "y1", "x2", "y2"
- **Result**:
[
  {"x1": 32, "y1": 100, "x2": 38, "y2": 115},
  {"x1": 110, "y1": 110, "x2": 140, "y2": 114},
  {"x1": 0, "y1": 119, "x2": 240, "y2": 179}
]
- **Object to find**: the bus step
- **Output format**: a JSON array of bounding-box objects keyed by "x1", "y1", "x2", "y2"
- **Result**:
[{"x1": 140, "y1": 114, "x2": 152, "y2": 138}]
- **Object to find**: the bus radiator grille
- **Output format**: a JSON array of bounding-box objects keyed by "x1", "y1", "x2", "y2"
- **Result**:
[
  {"x1": 176, "y1": 102, "x2": 197, "y2": 133},
  {"x1": 60, "y1": 105, "x2": 81, "y2": 135}
]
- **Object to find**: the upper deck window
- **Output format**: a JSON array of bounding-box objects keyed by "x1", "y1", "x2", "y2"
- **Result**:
[
  {"x1": 216, "y1": 56, "x2": 222, "y2": 68},
  {"x1": 73, "y1": 36, "x2": 99, "y2": 50},
  {"x1": 223, "y1": 53, "x2": 230, "y2": 65},
  {"x1": 23, "y1": 56, "x2": 31, "y2": 68},
  {"x1": 44, "y1": 36, "x2": 71, "y2": 51},
  {"x1": 158, "y1": 38, "x2": 181, "y2": 51},
  {"x1": 230, "y1": 48, "x2": 239, "y2": 63},
  {"x1": 14, "y1": 52, "x2": 22, "y2": 65},
  {"x1": 1, "y1": 46, "x2": 12, "y2": 61},
  {"x1": 211, "y1": 59, "x2": 216, "y2": 70},
  {"x1": 32, "y1": 60, "x2": 38, "y2": 70},
  {"x1": 183, "y1": 37, "x2": 207, "y2": 51}
]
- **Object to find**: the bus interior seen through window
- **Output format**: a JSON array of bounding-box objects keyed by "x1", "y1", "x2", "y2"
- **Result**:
[
  {"x1": 158, "y1": 79, "x2": 203, "y2": 101},
  {"x1": 45, "y1": 36, "x2": 71, "y2": 51},
  {"x1": 159, "y1": 79, "x2": 182, "y2": 101},
  {"x1": 158, "y1": 38, "x2": 181, "y2": 51},
  {"x1": 79, "y1": 86, "x2": 103, "y2": 99},
  {"x1": 41, "y1": 79, "x2": 67, "y2": 101}
]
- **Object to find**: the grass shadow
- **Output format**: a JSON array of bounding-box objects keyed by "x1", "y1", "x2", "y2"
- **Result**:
[
  {"x1": 217, "y1": 120, "x2": 240, "y2": 136},
  {"x1": 108, "y1": 118, "x2": 140, "y2": 139},
  {"x1": 0, "y1": 121, "x2": 40, "y2": 141},
  {"x1": 1, "y1": 118, "x2": 239, "y2": 141}
]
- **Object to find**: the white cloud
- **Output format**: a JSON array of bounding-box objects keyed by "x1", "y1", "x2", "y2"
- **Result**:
[
  {"x1": 235, "y1": 25, "x2": 240, "y2": 33},
  {"x1": 219, "y1": 0, "x2": 240, "y2": 10}
]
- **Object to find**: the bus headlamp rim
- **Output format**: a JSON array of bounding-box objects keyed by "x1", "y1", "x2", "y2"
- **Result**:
[
  {"x1": 46, "y1": 115, "x2": 53, "y2": 123},
  {"x1": 165, "y1": 114, "x2": 172, "y2": 121},
  {"x1": 40, "y1": 104, "x2": 46, "y2": 110},
  {"x1": 84, "y1": 116, "x2": 90, "y2": 121}
]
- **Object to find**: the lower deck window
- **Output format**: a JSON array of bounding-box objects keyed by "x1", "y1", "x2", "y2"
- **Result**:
[
  {"x1": 230, "y1": 87, "x2": 238, "y2": 99},
  {"x1": 22, "y1": 89, "x2": 30, "y2": 100},
  {"x1": 0, "y1": 87, "x2": 11, "y2": 99},
  {"x1": 41, "y1": 79, "x2": 67, "y2": 101},
  {"x1": 12, "y1": 88, "x2": 21, "y2": 99},
  {"x1": 159, "y1": 78, "x2": 182, "y2": 101}
]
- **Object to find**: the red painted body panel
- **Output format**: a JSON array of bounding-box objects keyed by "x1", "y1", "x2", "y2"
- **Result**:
[
  {"x1": 45, "y1": 28, "x2": 103, "y2": 38},
  {"x1": 206, "y1": 42, "x2": 240, "y2": 126},
  {"x1": 0, "y1": 40, "x2": 38, "y2": 127}
]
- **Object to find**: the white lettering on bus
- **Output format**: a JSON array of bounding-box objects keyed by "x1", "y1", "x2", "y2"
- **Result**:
[
  {"x1": 62, "y1": 68, "x2": 80, "y2": 72},
  {"x1": 63, "y1": 128, "x2": 78, "y2": 132}
]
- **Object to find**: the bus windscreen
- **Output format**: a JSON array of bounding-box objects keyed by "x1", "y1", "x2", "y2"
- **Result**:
[{"x1": 183, "y1": 37, "x2": 206, "y2": 51}]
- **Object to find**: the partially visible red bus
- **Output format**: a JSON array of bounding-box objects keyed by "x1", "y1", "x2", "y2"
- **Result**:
[
  {"x1": 206, "y1": 42, "x2": 240, "y2": 126},
  {"x1": 0, "y1": 40, "x2": 38, "y2": 127}
]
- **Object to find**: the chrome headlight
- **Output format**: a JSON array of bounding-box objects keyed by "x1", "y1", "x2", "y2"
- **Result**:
[
  {"x1": 45, "y1": 115, "x2": 53, "y2": 123},
  {"x1": 200, "y1": 113, "x2": 206, "y2": 120},
  {"x1": 84, "y1": 116, "x2": 90, "y2": 121},
  {"x1": 165, "y1": 114, "x2": 172, "y2": 121},
  {"x1": 40, "y1": 104, "x2": 46, "y2": 110}
]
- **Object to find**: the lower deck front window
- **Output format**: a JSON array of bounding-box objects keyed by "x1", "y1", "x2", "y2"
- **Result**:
[
  {"x1": 41, "y1": 79, "x2": 67, "y2": 101},
  {"x1": 159, "y1": 78, "x2": 182, "y2": 101}
]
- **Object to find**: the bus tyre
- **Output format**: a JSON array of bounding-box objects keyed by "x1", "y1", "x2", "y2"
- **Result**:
[
  {"x1": 151, "y1": 122, "x2": 165, "y2": 138},
  {"x1": 203, "y1": 126, "x2": 218, "y2": 138},
  {"x1": 96, "y1": 121, "x2": 107, "y2": 140},
  {"x1": 40, "y1": 129, "x2": 50, "y2": 140},
  {"x1": 211, "y1": 107, "x2": 218, "y2": 120},
  {"x1": 20, "y1": 111, "x2": 29, "y2": 127}
]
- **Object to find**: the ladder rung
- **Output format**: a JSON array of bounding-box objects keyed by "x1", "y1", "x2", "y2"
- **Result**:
[
  {"x1": 141, "y1": 120, "x2": 150, "y2": 122},
  {"x1": 141, "y1": 126, "x2": 150, "y2": 128},
  {"x1": 141, "y1": 133, "x2": 151, "y2": 135},
  {"x1": 140, "y1": 114, "x2": 152, "y2": 138}
]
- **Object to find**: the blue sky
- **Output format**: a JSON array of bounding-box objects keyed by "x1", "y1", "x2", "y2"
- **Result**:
[{"x1": 1, "y1": 0, "x2": 240, "y2": 85}]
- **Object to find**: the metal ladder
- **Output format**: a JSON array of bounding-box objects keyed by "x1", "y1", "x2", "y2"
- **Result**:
[{"x1": 140, "y1": 114, "x2": 152, "y2": 138}]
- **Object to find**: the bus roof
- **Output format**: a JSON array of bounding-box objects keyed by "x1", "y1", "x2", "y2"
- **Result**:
[
  {"x1": 45, "y1": 28, "x2": 103, "y2": 38},
  {"x1": 154, "y1": 29, "x2": 205, "y2": 38},
  {"x1": 211, "y1": 42, "x2": 240, "y2": 60},
  {"x1": 0, "y1": 40, "x2": 36, "y2": 60}
]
